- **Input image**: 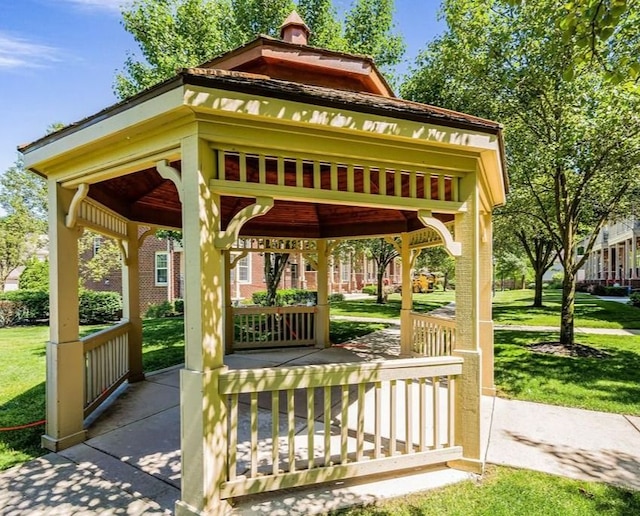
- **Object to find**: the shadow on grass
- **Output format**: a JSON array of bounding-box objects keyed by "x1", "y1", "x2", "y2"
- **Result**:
[
  {"x1": 330, "y1": 320, "x2": 388, "y2": 344},
  {"x1": 494, "y1": 330, "x2": 640, "y2": 414},
  {"x1": 331, "y1": 297, "x2": 450, "y2": 319},
  {"x1": 493, "y1": 291, "x2": 640, "y2": 328},
  {"x1": 0, "y1": 382, "x2": 46, "y2": 470},
  {"x1": 142, "y1": 317, "x2": 185, "y2": 373}
]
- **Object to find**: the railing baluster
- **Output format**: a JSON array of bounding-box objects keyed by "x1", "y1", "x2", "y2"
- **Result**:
[
  {"x1": 340, "y1": 385, "x2": 349, "y2": 464},
  {"x1": 389, "y1": 379, "x2": 397, "y2": 455},
  {"x1": 229, "y1": 393, "x2": 238, "y2": 480},
  {"x1": 363, "y1": 166, "x2": 371, "y2": 194},
  {"x1": 250, "y1": 392, "x2": 258, "y2": 478},
  {"x1": 347, "y1": 164, "x2": 354, "y2": 193},
  {"x1": 356, "y1": 383, "x2": 365, "y2": 461},
  {"x1": 296, "y1": 159, "x2": 304, "y2": 187},
  {"x1": 448, "y1": 376, "x2": 455, "y2": 447},
  {"x1": 272, "y1": 391, "x2": 280, "y2": 475},
  {"x1": 324, "y1": 386, "x2": 332, "y2": 467},
  {"x1": 307, "y1": 388, "x2": 315, "y2": 469},
  {"x1": 419, "y1": 378, "x2": 426, "y2": 452},
  {"x1": 288, "y1": 389, "x2": 296, "y2": 472},
  {"x1": 394, "y1": 168, "x2": 402, "y2": 197},
  {"x1": 433, "y1": 376, "x2": 441, "y2": 449},
  {"x1": 330, "y1": 163, "x2": 338, "y2": 191},
  {"x1": 259, "y1": 154, "x2": 266, "y2": 184},
  {"x1": 374, "y1": 381, "x2": 381, "y2": 459},
  {"x1": 239, "y1": 152, "x2": 247, "y2": 182},
  {"x1": 405, "y1": 379, "x2": 413, "y2": 454}
]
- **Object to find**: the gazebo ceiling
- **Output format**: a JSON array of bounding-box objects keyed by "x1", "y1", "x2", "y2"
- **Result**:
[{"x1": 87, "y1": 161, "x2": 453, "y2": 239}]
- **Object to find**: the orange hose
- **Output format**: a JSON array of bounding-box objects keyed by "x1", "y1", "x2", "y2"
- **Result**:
[{"x1": 0, "y1": 419, "x2": 46, "y2": 431}]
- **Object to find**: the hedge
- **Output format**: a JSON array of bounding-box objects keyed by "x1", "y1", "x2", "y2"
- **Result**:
[
  {"x1": 0, "y1": 289, "x2": 122, "y2": 326},
  {"x1": 252, "y1": 289, "x2": 317, "y2": 306}
]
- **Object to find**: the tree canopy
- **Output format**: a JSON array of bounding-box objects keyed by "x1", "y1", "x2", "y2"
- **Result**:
[
  {"x1": 115, "y1": 0, "x2": 405, "y2": 99},
  {"x1": 402, "y1": 0, "x2": 640, "y2": 344}
]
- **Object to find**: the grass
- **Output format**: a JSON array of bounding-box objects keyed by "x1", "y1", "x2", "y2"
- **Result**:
[
  {"x1": 494, "y1": 330, "x2": 640, "y2": 415},
  {"x1": 335, "y1": 465, "x2": 640, "y2": 515},
  {"x1": 493, "y1": 289, "x2": 640, "y2": 328},
  {"x1": 0, "y1": 317, "x2": 386, "y2": 470},
  {"x1": 330, "y1": 291, "x2": 455, "y2": 319}
]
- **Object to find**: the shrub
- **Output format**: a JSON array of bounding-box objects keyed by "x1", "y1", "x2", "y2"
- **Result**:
[
  {"x1": 79, "y1": 290, "x2": 122, "y2": 324},
  {"x1": 0, "y1": 289, "x2": 49, "y2": 321},
  {"x1": 19, "y1": 259, "x2": 49, "y2": 291},
  {"x1": 252, "y1": 289, "x2": 317, "y2": 306},
  {"x1": 362, "y1": 285, "x2": 376, "y2": 295},
  {"x1": 0, "y1": 300, "x2": 27, "y2": 327},
  {"x1": 173, "y1": 299, "x2": 184, "y2": 314},
  {"x1": 547, "y1": 272, "x2": 563, "y2": 289},
  {"x1": 145, "y1": 300, "x2": 174, "y2": 319},
  {"x1": 328, "y1": 293, "x2": 345, "y2": 303},
  {"x1": 592, "y1": 284, "x2": 607, "y2": 295},
  {"x1": 630, "y1": 292, "x2": 640, "y2": 308},
  {"x1": 603, "y1": 286, "x2": 630, "y2": 297}
]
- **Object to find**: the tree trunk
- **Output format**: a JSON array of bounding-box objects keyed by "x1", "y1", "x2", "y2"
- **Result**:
[
  {"x1": 443, "y1": 272, "x2": 449, "y2": 291},
  {"x1": 376, "y1": 267, "x2": 386, "y2": 304},
  {"x1": 533, "y1": 269, "x2": 544, "y2": 307},
  {"x1": 560, "y1": 268, "x2": 576, "y2": 345},
  {"x1": 264, "y1": 252, "x2": 289, "y2": 306}
]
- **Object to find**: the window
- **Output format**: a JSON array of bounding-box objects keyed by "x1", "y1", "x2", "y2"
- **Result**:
[
  {"x1": 341, "y1": 263, "x2": 350, "y2": 282},
  {"x1": 237, "y1": 254, "x2": 251, "y2": 283},
  {"x1": 155, "y1": 252, "x2": 169, "y2": 286},
  {"x1": 93, "y1": 236, "x2": 102, "y2": 257}
]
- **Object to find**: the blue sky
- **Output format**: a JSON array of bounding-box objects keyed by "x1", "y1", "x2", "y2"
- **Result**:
[{"x1": 0, "y1": 0, "x2": 445, "y2": 175}]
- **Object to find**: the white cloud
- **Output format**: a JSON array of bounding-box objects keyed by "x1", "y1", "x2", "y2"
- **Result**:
[
  {"x1": 60, "y1": 0, "x2": 129, "y2": 12},
  {"x1": 0, "y1": 33, "x2": 61, "y2": 70}
]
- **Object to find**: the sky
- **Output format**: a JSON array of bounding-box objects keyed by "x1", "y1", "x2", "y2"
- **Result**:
[{"x1": 0, "y1": 0, "x2": 445, "y2": 176}]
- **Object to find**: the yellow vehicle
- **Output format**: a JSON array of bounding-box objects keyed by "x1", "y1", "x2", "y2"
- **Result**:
[{"x1": 412, "y1": 272, "x2": 435, "y2": 293}]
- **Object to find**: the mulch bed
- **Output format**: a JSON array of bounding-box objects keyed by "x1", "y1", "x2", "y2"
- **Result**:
[{"x1": 527, "y1": 342, "x2": 610, "y2": 359}]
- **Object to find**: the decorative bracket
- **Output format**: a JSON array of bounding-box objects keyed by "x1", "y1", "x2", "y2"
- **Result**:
[
  {"x1": 230, "y1": 250, "x2": 249, "y2": 269},
  {"x1": 410, "y1": 248, "x2": 420, "y2": 268},
  {"x1": 215, "y1": 197, "x2": 274, "y2": 249},
  {"x1": 305, "y1": 256, "x2": 318, "y2": 270},
  {"x1": 117, "y1": 239, "x2": 129, "y2": 266},
  {"x1": 65, "y1": 183, "x2": 89, "y2": 228},
  {"x1": 418, "y1": 210, "x2": 462, "y2": 257},
  {"x1": 156, "y1": 160, "x2": 183, "y2": 203},
  {"x1": 138, "y1": 227, "x2": 157, "y2": 247},
  {"x1": 384, "y1": 236, "x2": 401, "y2": 254}
]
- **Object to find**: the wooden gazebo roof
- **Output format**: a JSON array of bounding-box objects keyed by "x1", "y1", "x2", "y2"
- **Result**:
[{"x1": 21, "y1": 32, "x2": 506, "y2": 239}]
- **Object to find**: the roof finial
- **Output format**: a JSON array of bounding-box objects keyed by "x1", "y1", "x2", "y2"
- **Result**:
[{"x1": 280, "y1": 11, "x2": 310, "y2": 45}]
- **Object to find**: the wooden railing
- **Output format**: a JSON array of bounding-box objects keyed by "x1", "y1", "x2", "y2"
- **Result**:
[
  {"x1": 82, "y1": 321, "x2": 131, "y2": 417},
  {"x1": 218, "y1": 356, "x2": 462, "y2": 499},
  {"x1": 232, "y1": 306, "x2": 316, "y2": 350},
  {"x1": 411, "y1": 313, "x2": 456, "y2": 357}
]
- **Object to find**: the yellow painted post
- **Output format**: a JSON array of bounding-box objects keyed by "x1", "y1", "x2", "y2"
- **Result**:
[
  {"x1": 123, "y1": 222, "x2": 144, "y2": 383},
  {"x1": 448, "y1": 172, "x2": 483, "y2": 474},
  {"x1": 224, "y1": 250, "x2": 234, "y2": 354},
  {"x1": 41, "y1": 182, "x2": 86, "y2": 452},
  {"x1": 315, "y1": 239, "x2": 330, "y2": 348},
  {"x1": 479, "y1": 213, "x2": 495, "y2": 395},
  {"x1": 400, "y1": 233, "x2": 413, "y2": 357},
  {"x1": 176, "y1": 135, "x2": 231, "y2": 516}
]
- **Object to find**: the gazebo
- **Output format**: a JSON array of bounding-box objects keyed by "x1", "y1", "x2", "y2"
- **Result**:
[{"x1": 21, "y1": 14, "x2": 506, "y2": 515}]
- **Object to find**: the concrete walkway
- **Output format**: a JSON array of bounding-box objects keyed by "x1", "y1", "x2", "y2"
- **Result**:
[{"x1": 2, "y1": 330, "x2": 640, "y2": 515}]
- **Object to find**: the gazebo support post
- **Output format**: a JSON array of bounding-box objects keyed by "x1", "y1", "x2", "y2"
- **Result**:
[
  {"x1": 479, "y1": 213, "x2": 495, "y2": 395},
  {"x1": 224, "y1": 250, "x2": 234, "y2": 354},
  {"x1": 41, "y1": 183, "x2": 87, "y2": 451},
  {"x1": 399, "y1": 233, "x2": 413, "y2": 357},
  {"x1": 176, "y1": 136, "x2": 230, "y2": 515},
  {"x1": 315, "y1": 239, "x2": 330, "y2": 348},
  {"x1": 123, "y1": 222, "x2": 144, "y2": 382},
  {"x1": 448, "y1": 173, "x2": 483, "y2": 474}
]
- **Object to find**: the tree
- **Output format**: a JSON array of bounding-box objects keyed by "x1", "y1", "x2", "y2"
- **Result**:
[
  {"x1": 263, "y1": 249, "x2": 290, "y2": 306},
  {"x1": 297, "y1": 0, "x2": 345, "y2": 50},
  {"x1": 495, "y1": 251, "x2": 530, "y2": 290},
  {"x1": 78, "y1": 232, "x2": 123, "y2": 288},
  {"x1": 416, "y1": 247, "x2": 455, "y2": 291},
  {"x1": 494, "y1": 202, "x2": 556, "y2": 307},
  {"x1": 116, "y1": 0, "x2": 406, "y2": 99},
  {"x1": 402, "y1": 0, "x2": 640, "y2": 345},
  {"x1": 360, "y1": 238, "x2": 398, "y2": 303}
]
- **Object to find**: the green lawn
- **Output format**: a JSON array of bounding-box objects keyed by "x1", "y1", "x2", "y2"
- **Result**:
[
  {"x1": 335, "y1": 465, "x2": 640, "y2": 516},
  {"x1": 0, "y1": 317, "x2": 385, "y2": 470},
  {"x1": 495, "y1": 330, "x2": 640, "y2": 415},
  {"x1": 330, "y1": 291, "x2": 455, "y2": 319},
  {"x1": 493, "y1": 289, "x2": 640, "y2": 328}
]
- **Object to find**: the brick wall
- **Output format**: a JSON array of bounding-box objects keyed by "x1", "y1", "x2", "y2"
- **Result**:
[{"x1": 82, "y1": 230, "x2": 182, "y2": 315}]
